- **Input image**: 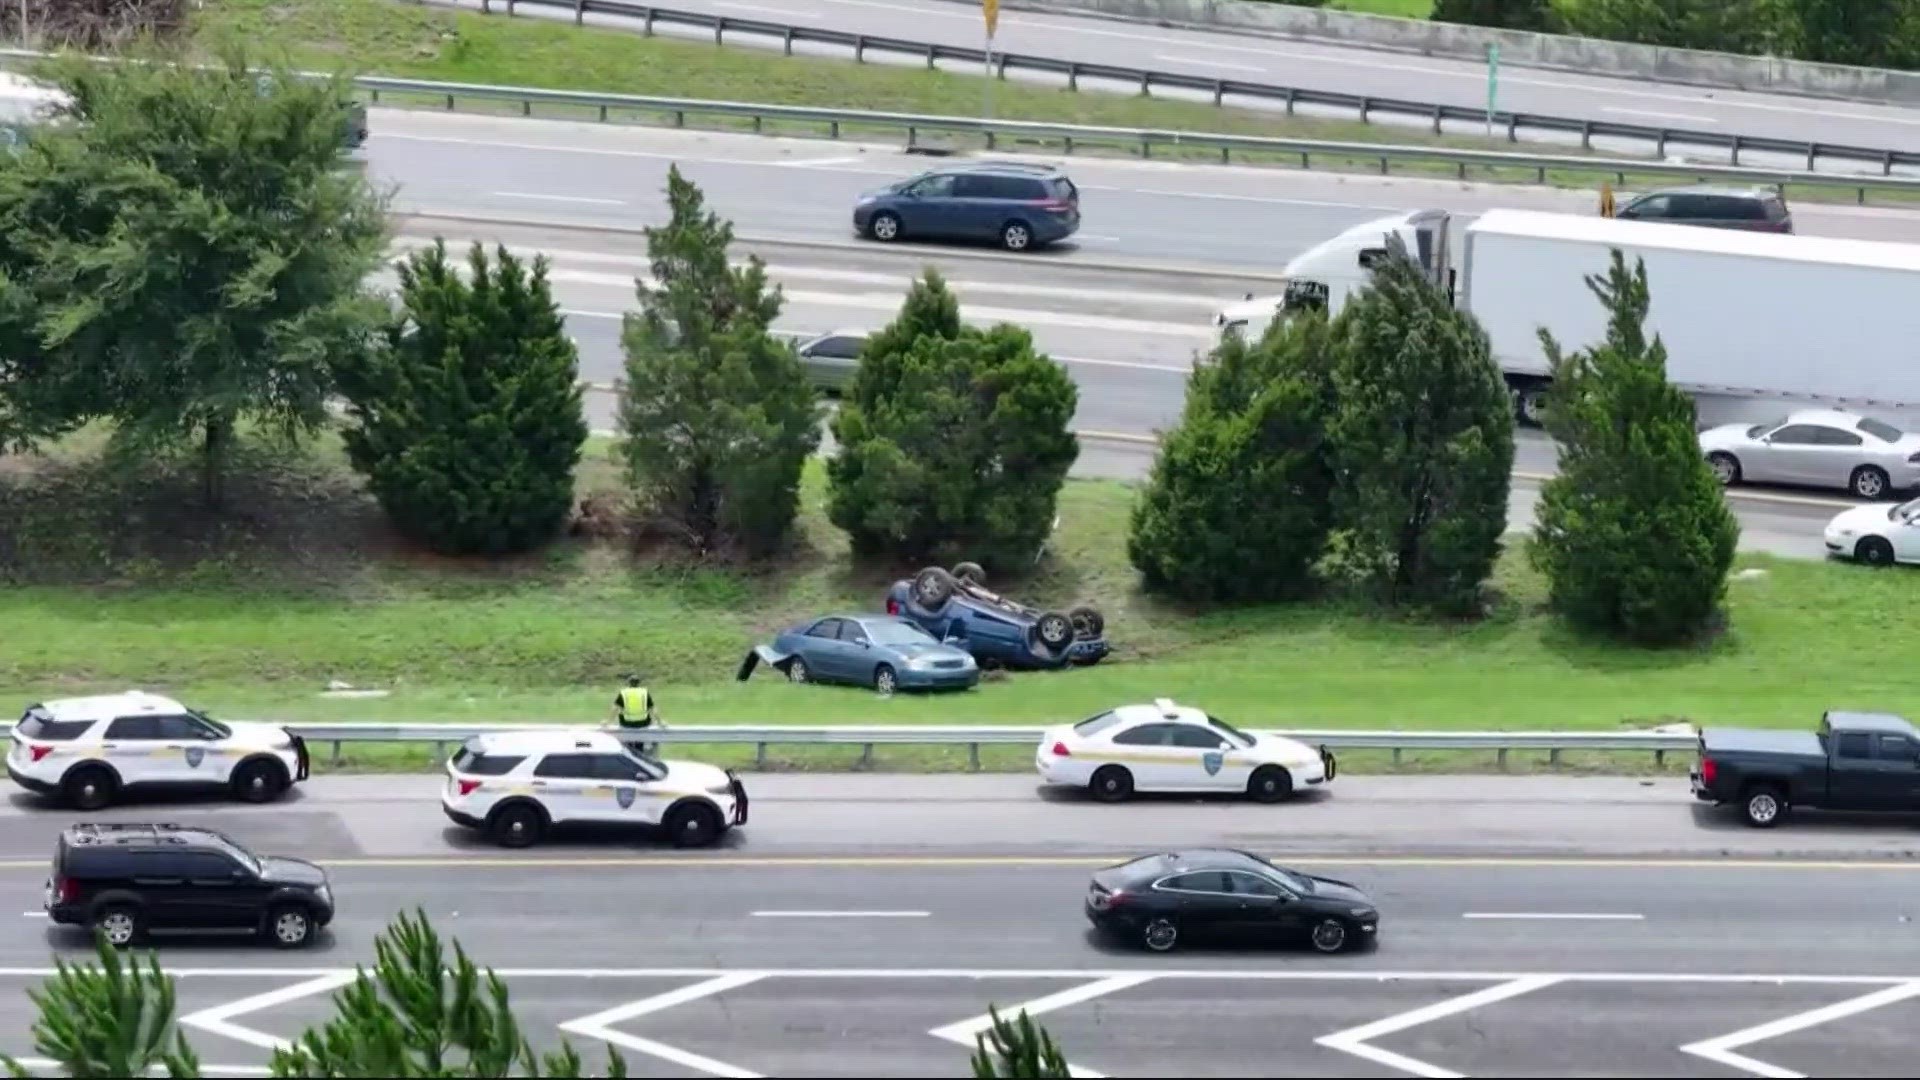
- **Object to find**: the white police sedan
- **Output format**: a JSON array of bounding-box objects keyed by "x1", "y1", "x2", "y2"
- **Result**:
[
  {"x1": 1036, "y1": 699, "x2": 1335, "y2": 803},
  {"x1": 1824, "y1": 496, "x2": 1920, "y2": 566}
]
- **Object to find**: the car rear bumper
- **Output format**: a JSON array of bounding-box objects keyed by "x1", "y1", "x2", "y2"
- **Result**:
[
  {"x1": 441, "y1": 802, "x2": 484, "y2": 829},
  {"x1": 7, "y1": 764, "x2": 56, "y2": 795}
]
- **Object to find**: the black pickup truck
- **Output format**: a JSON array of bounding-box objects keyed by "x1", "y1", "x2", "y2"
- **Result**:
[{"x1": 1691, "y1": 711, "x2": 1920, "y2": 827}]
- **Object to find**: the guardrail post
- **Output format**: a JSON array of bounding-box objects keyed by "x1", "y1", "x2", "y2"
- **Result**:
[
  {"x1": 1392, "y1": 747, "x2": 1402, "y2": 766},
  {"x1": 1221, "y1": 145, "x2": 1230, "y2": 164},
  {"x1": 673, "y1": 109, "x2": 684, "y2": 127},
  {"x1": 829, "y1": 119, "x2": 840, "y2": 138},
  {"x1": 968, "y1": 743, "x2": 981, "y2": 771},
  {"x1": 1139, "y1": 71, "x2": 1151, "y2": 97},
  {"x1": 753, "y1": 114, "x2": 763, "y2": 133},
  {"x1": 1301, "y1": 151, "x2": 1310, "y2": 169},
  {"x1": 330, "y1": 740, "x2": 343, "y2": 767},
  {"x1": 756, "y1": 742, "x2": 767, "y2": 769},
  {"x1": 1536, "y1": 164, "x2": 1546, "y2": 183},
  {"x1": 598, "y1": 104, "x2": 608, "y2": 122},
  {"x1": 1141, "y1": 136, "x2": 1151, "y2": 158},
  {"x1": 907, "y1": 125, "x2": 917, "y2": 147},
  {"x1": 1378, "y1": 154, "x2": 1388, "y2": 175},
  {"x1": 1580, "y1": 120, "x2": 1593, "y2": 150},
  {"x1": 1548, "y1": 748, "x2": 1562, "y2": 768},
  {"x1": 1456, "y1": 160, "x2": 1466, "y2": 180},
  {"x1": 1654, "y1": 749, "x2": 1666, "y2": 767},
  {"x1": 1729, "y1": 134, "x2": 1742, "y2": 166},
  {"x1": 1213, "y1": 80, "x2": 1225, "y2": 107},
  {"x1": 444, "y1": 93, "x2": 455, "y2": 111},
  {"x1": 1506, "y1": 114, "x2": 1518, "y2": 142},
  {"x1": 1496, "y1": 747, "x2": 1509, "y2": 770},
  {"x1": 522, "y1": 97, "x2": 532, "y2": 118},
  {"x1": 1359, "y1": 96, "x2": 1372, "y2": 123},
  {"x1": 1431, "y1": 104, "x2": 1442, "y2": 135},
  {"x1": 1284, "y1": 87, "x2": 1297, "y2": 115},
  {"x1": 927, "y1": 45, "x2": 936, "y2": 71},
  {"x1": 855, "y1": 35, "x2": 867, "y2": 62},
  {"x1": 860, "y1": 742, "x2": 875, "y2": 769},
  {"x1": 1063, "y1": 135, "x2": 1074, "y2": 154},
  {"x1": 783, "y1": 27, "x2": 794, "y2": 55},
  {"x1": 985, "y1": 129, "x2": 996, "y2": 149},
  {"x1": 997, "y1": 55, "x2": 1008, "y2": 79},
  {"x1": 505, "y1": 0, "x2": 515, "y2": 13},
  {"x1": 574, "y1": 0, "x2": 585, "y2": 24},
  {"x1": 644, "y1": 8, "x2": 656, "y2": 35},
  {"x1": 715, "y1": 16, "x2": 727, "y2": 45},
  {"x1": 1884, "y1": 149, "x2": 1895, "y2": 176},
  {"x1": 1657, "y1": 130, "x2": 1669, "y2": 158},
  {"x1": 1859, "y1": 185, "x2": 1868, "y2": 205},
  {"x1": 1067, "y1": 63, "x2": 1079, "y2": 91}
]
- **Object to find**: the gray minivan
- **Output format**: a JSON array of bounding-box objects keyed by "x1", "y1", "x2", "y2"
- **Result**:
[
  {"x1": 853, "y1": 162, "x2": 1081, "y2": 251},
  {"x1": 1615, "y1": 185, "x2": 1793, "y2": 233}
]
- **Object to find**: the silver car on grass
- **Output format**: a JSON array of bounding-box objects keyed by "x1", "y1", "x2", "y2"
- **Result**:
[
  {"x1": 795, "y1": 329, "x2": 868, "y2": 394},
  {"x1": 1699, "y1": 408, "x2": 1920, "y2": 500}
]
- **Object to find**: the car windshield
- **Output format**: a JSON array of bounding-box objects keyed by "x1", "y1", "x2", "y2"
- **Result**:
[
  {"x1": 187, "y1": 709, "x2": 231, "y2": 739},
  {"x1": 1206, "y1": 714, "x2": 1256, "y2": 747},
  {"x1": 1858, "y1": 416, "x2": 1905, "y2": 442},
  {"x1": 1893, "y1": 497, "x2": 1920, "y2": 521},
  {"x1": 865, "y1": 620, "x2": 937, "y2": 646},
  {"x1": 209, "y1": 835, "x2": 262, "y2": 875},
  {"x1": 1242, "y1": 853, "x2": 1313, "y2": 893},
  {"x1": 1745, "y1": 417, "x2": 1788, "y2": 438}
]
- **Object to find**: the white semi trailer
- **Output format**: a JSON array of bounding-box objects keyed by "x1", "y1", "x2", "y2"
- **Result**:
[{"x1": 1215, "y1": 207, "x2": 1920, "y2": 427}]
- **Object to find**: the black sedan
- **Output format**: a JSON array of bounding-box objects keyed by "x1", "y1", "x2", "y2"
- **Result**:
[{"x1": 1084, "y1": 849, "x2": 1379, "y2": 954}]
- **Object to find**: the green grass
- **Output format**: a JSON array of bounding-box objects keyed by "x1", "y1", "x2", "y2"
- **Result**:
[
  {"x1": 175, "y1": 1, "x2": 1903, "y2": 207},
  {"x1": 4, "y1": 425, "x2": 1919, "y2": 773},
  {"x1": 1331, "y1": 0, "x2": 1435, "y2": 17}
]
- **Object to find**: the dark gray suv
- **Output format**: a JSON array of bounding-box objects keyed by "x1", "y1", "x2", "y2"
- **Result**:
[
  {"x1": 1615, "y1": 185, "x2": 1793, "y2": 233},
  {"x1": 852, "y1": 162, "x2": 1081, "y2": 251}
]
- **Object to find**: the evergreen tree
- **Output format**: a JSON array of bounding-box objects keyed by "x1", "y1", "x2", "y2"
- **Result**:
[
  {"x1": 1432, "y1": 0, "x2": 1556, "y2": 31},
  {"x1": 827, "y1": 270, "x2": 1078, "y2": 569},
  {"x1": 1529, "y1": 250, "x2": 1739, "y2": 646},
  {"x1": 1, "y1": 932, "x2": 200, "y2": 1078},
  {"x1": 617, "y1": 166, "x2": 820, "y2": 558},
  {"x1": 337, "y1": 240, "x2": 588, "y2": 557},
  {"x1": 971, "y1": 1007, "x2": 1074, "y2": 1079},
  {"x1": 0, "y1": 46, "x2": 388, "y2": 507},
  {"x1": 1328, "y1": 241, "x2": 1514, "y2": 615},
  {"x1": 1127, "y1": 310, "x2": 1338, "y2": 601}
]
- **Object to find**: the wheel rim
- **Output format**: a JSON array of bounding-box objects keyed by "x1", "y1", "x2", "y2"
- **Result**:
[
  {"x1": 1145, "y1": 921, "x2": 1176, "y2": 950},
  {"x1": 1520, "y1": 391, "x2": 1546, "y2": 425},
  {"x1": 81, "y1": 781, "x2": 100, "y2": 804},
  {"x1": 1750, "y1": 793, "x2": 1778, "y2": 822},
  {"x1": 1864, "y1": 541, "x2": 1891, "y2": 565},
  {"x1": 682, "y1": 812, "x2": 711, "y2": 840},
  {"x1": 1857, "y1": 471, "x2": 1885, "y2": 498},
  {"x1": 276, "y1": 912, "x2": 308, "y2": 943},
  {"x1": 1712, "y1": 458, "x2": 1735, "y2": 484},
  {"x1": 506, "y1": 814, "x2": 530, "y2": 838},
  {"x1": 1261, "y1": 776, "x2": 1279, "y2": 796},
  {"x1": 1005, "y1": 225, "x2": 1029, "y2": 249},
  {"x1": 875, "y1": 216, "x2": 898, "y2": 239},
  {"x1": 101, "y1": 913, "x2": 134, "y2": 944},
  {"x1": 788, "y1": 662, "x2": 808, "y2": 683},
  {"x1": 877, "y1": 669, "x2": 895, "y2": 695},
  {"x1": 1313, "y1": 920, "x2": 1347, "y2": 952},
  {"x1": 248, "y1": 769, "x2": 267, "y2": 794}
]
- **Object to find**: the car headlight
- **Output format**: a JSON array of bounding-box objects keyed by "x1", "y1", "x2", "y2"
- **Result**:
[
  {"x1": 706, "y1": 783, "x2": 734, "y2": 796},
  {"x1": 909, "y1": 656, "x2": 939, "y2": 669},
  {"x1": 1833, "y1": 527, "x2": 1854, "y2": 537},
  {"x1": 1349, "y1": 906, "x2": 1376, "y2": 919},
  {"x1": 856, "y1": 196, "x2": 875, "y2": 206}
]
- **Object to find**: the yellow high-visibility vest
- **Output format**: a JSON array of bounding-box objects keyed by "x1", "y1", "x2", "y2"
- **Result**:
[{"x1": 618, "y1": 687, "x2": 651, "y2": 713}]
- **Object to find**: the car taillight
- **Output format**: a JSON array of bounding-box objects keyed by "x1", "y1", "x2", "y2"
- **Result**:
[
  {"x1": 1700, "y1": 757, "x2": 1717, "y2": 785},
  {"x1": 28, "y1": 745, "x2": 53, "y2": 763},
  {"x1": 1090, "y1": 888, "x2": 1125, "y2": 910},
  {"x1": 1051, "y1": 742, "x2": 1071, "y2": 757},
  {"x1": 1036, "y1": 198, "x2": 1073, "y2": 212},
  {"x1": 456, "y1": 779, "x2": 482, "y2": 797},
  {"x1": 886, "y1": 598, "x2": 900, "y2": 615},
  {"x1": 55, "y1": 876, "x2": 78, "y2": 903}
]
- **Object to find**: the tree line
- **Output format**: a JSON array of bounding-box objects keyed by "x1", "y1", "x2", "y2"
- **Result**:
[
  {"x1": 1430, "y1": 0, "x2": 1920, "y2": 72},
  {"x1": 4, "y1": 910, "x2": 1077, "y2": 1077}
]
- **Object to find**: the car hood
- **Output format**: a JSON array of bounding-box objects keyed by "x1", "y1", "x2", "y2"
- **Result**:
[
  {"x1": 257, "y1": 856, "x2": 327, "y2": 888},
  {"x1": 1305, "y1": 875, "x2": 1374, "y2": 908},
  {"x1": 884, "y1": 641, "x2": 975, "y2": 663},
  {"x1": 224, "y1": 720, "x2": 293, "y2": 746},
  {"x1": 1254, "y1": 734, "x2": 1320, "y2": 762},
  {"x1": 661, "y1": 760, "x2": 734, "y2": 791},
  {"x1": 1828, "y1": 503, "x2": 1902, "y2": 534}
]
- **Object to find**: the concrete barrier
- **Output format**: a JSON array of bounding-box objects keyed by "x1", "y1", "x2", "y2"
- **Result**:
[{"x1": 954, "y1": 0, "x2": 1920, "y2": 107}]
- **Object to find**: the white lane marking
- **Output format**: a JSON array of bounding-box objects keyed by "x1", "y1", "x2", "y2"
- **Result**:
[
  {"x1": 382, "y1": 132, "x2": 898, "y2": 174},
  {"x1": 1462, "y1": 912, "x2": 1645, "y2": 921},
  {"x1": 560, "y1": 973, "x2": 767, "y2": 1078},
  {"x1": 1152, "y1": 54, "x2": 1264, "y2": 74},
  {"x1": 20, "y1": 911, "x2": 45, "y2": 918},
  {"x1": 929, "y1": 974, "x2": 1154, "y2": 1079},
  {"x1": 7, "y1": 1058, "x2": 270, "y2": 1077},
  {"x1": 713, "y1": 0, "x2": 820, "y2": 16},
  {"x1": 748, "y1": 903, "x2": 929, "y2": 910},
  {"x1": 1601, "y1": 107, "x2": 1721, "y2": 125},
  {"x1": 491, "y1": 191, "x2": 624, "y2": 206},
  {"x1": 179, "y1": 971, "x2": 360, "y2": 1052},
  {"x1": 1680, "y1": 979, "x2": 1920, "y2": 1079},
  {"x1": 2, "y1": 966, "x2": 1920, "y2": 981},
  {"x1": 1055, "y1": 354, "x2": 1186, "y2": 373},
  {"x1": 782, "y1": 155, "x2": 869, "y2": 167},
  {"x1": 1316, "y1": 976, "x2": 1561, "y2": 1078}
]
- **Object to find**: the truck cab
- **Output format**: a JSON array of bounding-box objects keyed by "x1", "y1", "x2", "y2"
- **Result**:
[
  {"x1": 1692, "y1": 711, "x2": 1920, "y2": 827},
  {"x1": 1212, "y1": 209, "x2": 1455, "y2": 344}
]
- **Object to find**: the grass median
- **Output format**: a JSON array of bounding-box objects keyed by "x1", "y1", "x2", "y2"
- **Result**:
[
  {"x1": 3, "y1": 422, "x2": 1917, "y2": 774},
  {"x1": 182, "y1": 0, "x2": 1903, "y2": 207}
]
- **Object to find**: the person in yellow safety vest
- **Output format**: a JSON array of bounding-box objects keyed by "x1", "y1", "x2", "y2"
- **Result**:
[{"x1": 613, "y1": 676, "x2": 657, "y2": 730}]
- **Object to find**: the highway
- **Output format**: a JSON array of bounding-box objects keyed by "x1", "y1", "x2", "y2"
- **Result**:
[
  {"x1": 431, "y1": 0, "x2": 1920, "y2": 166},
  {"x1": 6, "y1": 777, "x2": 1920, "y2": 1074}
]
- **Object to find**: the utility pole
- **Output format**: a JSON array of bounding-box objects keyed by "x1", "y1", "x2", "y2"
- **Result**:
[{"x1": 983, "y1": 0, "x2": 999, "y2": 121}]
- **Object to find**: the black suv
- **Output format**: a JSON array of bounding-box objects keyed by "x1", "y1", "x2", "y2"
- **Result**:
[
  {"x1": 1615, "y1": 185, "x2": 1793, "y2": 233},
  {"x1": 45, "y1": 823, "x2": 335, "y2": 949}
]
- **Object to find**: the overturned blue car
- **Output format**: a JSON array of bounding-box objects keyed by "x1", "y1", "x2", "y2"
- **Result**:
[{"x1": 884, "y1": 563, "x2": 1109, "y2": 671}]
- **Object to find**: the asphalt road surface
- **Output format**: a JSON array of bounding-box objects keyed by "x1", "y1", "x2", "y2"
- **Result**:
[{"x1": 427, "y1": 0, "x2": 1920, "y2": 171}]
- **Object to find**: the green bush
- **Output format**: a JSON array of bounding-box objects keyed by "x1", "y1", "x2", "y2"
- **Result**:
[
  {"x1": 1327, "y1": 242, "x2": 1514, "y2": 615},
  {"x1": 1432, "y1": 0, "x2": 1556, "y2": 30},
  {"x1": 827, "y1": 269, "x2": 1078, "y2": 570},
  {"x1": 1128, "y1": 311, "x2": 1338, "y2": 601},
  {"x1": 1529, "y1": 250, "x2": 1738, "y2": 646},
  {"x1": 617, "y1": 166, "x2": 821, "y2": 558},
  {"x1": 337, "y1": 240, "x2": 587, "y2": 557}
]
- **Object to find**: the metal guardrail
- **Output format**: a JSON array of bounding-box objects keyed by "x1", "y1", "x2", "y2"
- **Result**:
[
  {"x1": 349, "y1": 73, "x2": 1920, "y2": 204},
  {"x1": 478, "y1": 0, "x2": 1920, "y2": 176},
  {"x1": 0, "y1": 722, "x2": 1697, "y2": 772}
]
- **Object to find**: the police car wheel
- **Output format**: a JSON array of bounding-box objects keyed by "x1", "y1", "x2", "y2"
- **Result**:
[
  {"x1": 1142, "y1": 918, "x2": 1179, "y2": 952},
  {"x1": 63, "y1": 767, "x2": 116, "y2": 812},
  {"x1": 265, "y1": 904, "x2": 315, "y2": 949},
  {"x1": 489, "y1": 804, "x2": 545, "y2": 848},
  {"x1": 233, "y1": 760, "x2": 287, "y2": 804},
  {"x1": 92, "y1": 903, "x2": 144, "y2": 949},
  {"x1": 666, "y1": 803, "x2": 723, "y2": 848},
  {"x1": 1247, "y1": 766, "x2": 1293, "y2": 804},
  {"x1": 1090, "y1": 765, "x2": 1133, "y2": 803}
]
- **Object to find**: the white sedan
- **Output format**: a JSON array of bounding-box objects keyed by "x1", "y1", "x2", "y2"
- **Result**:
[
  {"x1": 1825, "y1": 496, "x2": 1920, "y2": 566},
  {"x1": 1036, "y1": 699, "x2": 1334, "y2": 803}
]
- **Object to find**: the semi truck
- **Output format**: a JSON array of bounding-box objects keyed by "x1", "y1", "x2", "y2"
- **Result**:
[{"x1": 1214, "y1": 207, "x2": 1920, "y2": 427}]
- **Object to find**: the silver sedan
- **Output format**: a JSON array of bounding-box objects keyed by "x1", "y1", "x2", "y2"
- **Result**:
[
  {"x1": 794, "y1": 329, "x2": 867, "y2": 395},
  {"x1": 1699, "y1": 409, "x2": 1920, "y2": 500}
]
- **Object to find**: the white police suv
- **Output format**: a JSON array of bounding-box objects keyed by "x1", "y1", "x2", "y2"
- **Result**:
[
  {"x1": 440, "y1": 729, "x2": 748, "y2": 849},
  {"x1": 9, "y1": 691, "x2": 310, "y2": 810}
]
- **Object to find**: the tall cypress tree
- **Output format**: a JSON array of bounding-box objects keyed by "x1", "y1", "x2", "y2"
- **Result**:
[
  {"x1": 1530, "y1": 250, "x2": 1739, "y2": 646},
  {"x1": 1328, "y1": 241, "x2": 1514, "y2": 615},
  {"x1": 338, "y1": 241, "x2": 587, "y2": 557}
]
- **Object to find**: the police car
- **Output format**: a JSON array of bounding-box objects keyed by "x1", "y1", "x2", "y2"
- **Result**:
[
  {"x1": 440, "y1": 729, "x2": 748, "y2": 849},
  {"x1": 9, "y1": 692, "x2": 310, "y2": 810},
  {"x1": 1036, "y1": 699, "x2": 1335, "y2": 803}
]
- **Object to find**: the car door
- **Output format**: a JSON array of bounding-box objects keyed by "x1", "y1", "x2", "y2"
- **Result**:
[
  {"x1": 530, "y1": 753, "x2": 599, "y2": 825},
  {"x1": 899, "y1": 173, "x2": 959, "y2": 238},
  {"x1": 948, "y1": 173, "x2": 1002, "y2": 239},
  {"x1": 102, "y1": 715, "x2": 175, "y2": 784},
  {"x1": 153, "y1": 713, "x2": 223, "y2": 784},
  {"x1": 590, "y1": 752, "x2": 662, "y2": 826},
  {"x1": 1806, "y1": 425, "x2": 1866, "y2": 489},
  {"x1": 1151, "y1": 871, "x2": 1238, "y2": 943},
  {"x1": 1746, "y1": 423, "x2": 1825, "y2": 485},
  {"x1": 1615, "y1": 193, "x2": 1672, "y2": 224},
  {"x1": 1892, "y1": 509, "x2": 1920, "y2": 562},
  {"x1": 175, "y1": 850, "x2": 269, "y2": 928},
  {"x1": 797, "y1": 618, "x2": 850, "y2": 682},
  {"x1": 124, "y1": 850, "x2": 205, "y2": 928},
  {"x1": 836, "y1": 619, "x2": 879, "y2": 684},
  {"x1": 1825, "y1": 731, "x2": 1879, "y2": 809},
  {"x1": 1168, "y1": 723, "x2": 1249, "y2": 792},
  {"x1": 1857, "y1": 734, "x2": 1920, "y2": 809},
  {"x1": 798, "y1": 335, "x2": 864, "y2": 392},
  {"x1": 1219, "y1": 870, "x2": 1304, "y2": 945},
  {"x1": 1107, "y1": 722, "x2": 1184, "y2": 790}
]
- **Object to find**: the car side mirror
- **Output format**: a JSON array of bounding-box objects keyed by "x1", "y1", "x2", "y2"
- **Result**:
[{"x1": 855, "y1": 638, "x2": 870, "y2": 649}]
